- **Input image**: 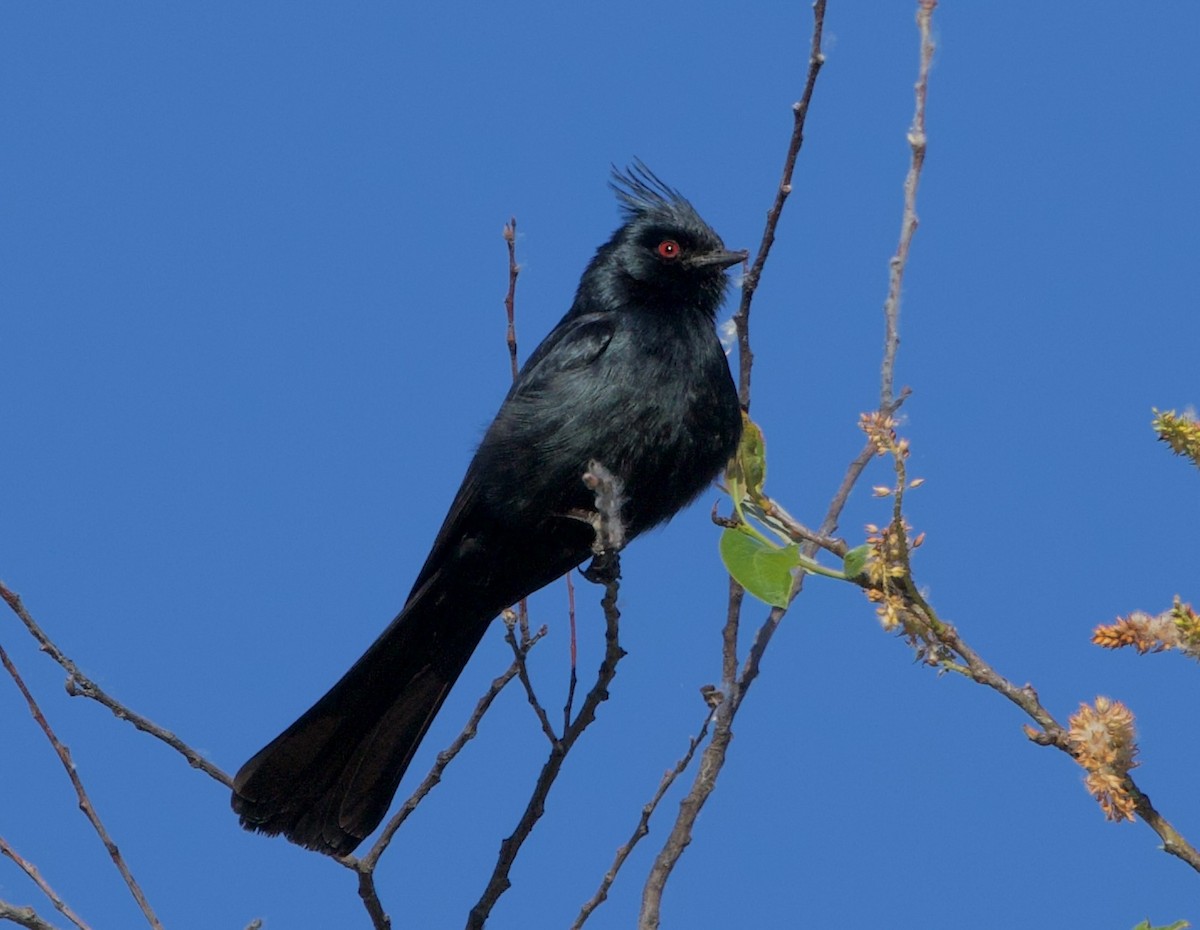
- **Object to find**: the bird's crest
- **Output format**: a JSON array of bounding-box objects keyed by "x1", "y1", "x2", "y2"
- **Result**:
[{"x1": 609, "y1": 160, "x2": 702, "y2": 227}]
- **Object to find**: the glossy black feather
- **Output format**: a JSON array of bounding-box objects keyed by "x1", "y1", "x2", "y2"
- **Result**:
[{"x1": 231, "y1": 165, "x2": 744, "y2": 855}]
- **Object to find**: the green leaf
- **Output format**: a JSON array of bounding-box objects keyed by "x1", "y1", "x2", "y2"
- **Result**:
[
  {"x1": 725, "y1": 413, "x2": 767, "y2": 507},
  {"x1": 1131, "y1": 921, "x2": 1189, "y2": 930},
  {"x1": 842, "y1": 543, "x2": 872, "y2": 581},
  {"x1": 720, "y1": 528, "x2": 801, "y2": 607}
]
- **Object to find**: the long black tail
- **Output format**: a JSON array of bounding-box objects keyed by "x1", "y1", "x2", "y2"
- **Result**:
[
  {"x1": 233, "y1": 502, "x2": 594, "y2": 856},
  {"x1": 231, "y1": 598, "x2": 492, "y2": 857}
]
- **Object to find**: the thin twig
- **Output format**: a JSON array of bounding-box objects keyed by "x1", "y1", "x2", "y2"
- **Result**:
[
  {"x1": 345, "y1": 629, "x2": 548, "y2": 929},
  {"x1": 638, "y1": 4, "x2": 830, "y2": 924},
  {"x1": 572, "y1": 707, "x2": 714, "y2": 929},
  {"x1": 506, "y1": 623, "x2": 559, "y2": 745},
  {"x1": 0, "y1": 643, "x2": 164, "y2": 930},
  {"x1": 721, "y1": 576, "x2": 742, "y2": 689},
  {"x1": 863, "y1": 0, "x2": 1197, "y2": 873},
  {"x1": 735, "y1": 0, "x2": 924, "y2": 743},
  {"x1": 881, "y1": 0, "x2": 935, "y2": 410},
  {"x1": 466, "y1": 567, "x2": 624, "y2": 930},
  {"x1": 907, "y1": 595, "x2": 1200, "y2": 872},
  {"x1": 730, "y1": 418, "x2": 908, "y2": 711},
  {"x1": 0, "y1": 836, "x2": 92, "y2": 930},
  {"x1": 502, "y1": 217, "x2": 521, "y2": 382},
  {"x1": 0, "y1": 582, "x2": 231, "y2": 787},
  {"x1": 356, "y1": 626, "x2": 548, "y2": 871},
  {"x1": 0, "y1": 900, "x2": 59, "y2": 930},
  {"x1": 1131, "y1": 788, "x2": 1200, "y2": 872},
  {"x1": 639, "y1": 698, "x2": 733, "y2": 930},
  {"x1": 563, "y1": 571, "x2": 579, "y2": 732},
  {"x1": 733, "y1": 0, "x2": 928, "y2": 786},
  {"x1": 639, "y1": 580, "x2": 748, "y2": 930},
  {"x1": 501, "y1": 219, "x2": 533, "y2": 645},
  {"x1": 733, "y1": 0, "x2": 827, "y2": 408},
  {"x1": 467, "y1": 463, "x2": 628, "y2": 929}
]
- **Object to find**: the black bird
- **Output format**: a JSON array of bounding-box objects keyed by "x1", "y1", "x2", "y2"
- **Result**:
[{"x1": 232, "y1": 164, "x2": 745, "y2": 855}]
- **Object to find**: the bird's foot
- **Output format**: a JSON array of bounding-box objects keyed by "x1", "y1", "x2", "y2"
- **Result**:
[{"x1": 581, "y1": 549, "x2": 620, "y2": 585}]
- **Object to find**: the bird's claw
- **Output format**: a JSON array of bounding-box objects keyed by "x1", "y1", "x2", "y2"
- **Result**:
[{"x1": 581, "y1": 550, "x2": 620, "y2": 585}]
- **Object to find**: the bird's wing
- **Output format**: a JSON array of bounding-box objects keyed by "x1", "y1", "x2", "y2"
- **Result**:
[
  {"x1": 407, "y1": 312, "x2": 616, "y2": 599},
  {"x1": 507, "y1": 311, "x2": 616, "y2": 385}
]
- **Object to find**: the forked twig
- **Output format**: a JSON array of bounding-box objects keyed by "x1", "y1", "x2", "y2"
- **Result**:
[
  {"x1": 0, "y1": 835, "x2": 93, "y2": 930},
  {"x1": 0, "y1": 642, "x2": 164, "y2": 930},
  {"x1": 571, "y1": 707, "x2": 714, "y2": 929},
  {"x1": 466, "y1": 463, "x2": 627, "y2": 930},
  {"x1": 347, "y1": 628, "x2": 547, "y2": 928}
]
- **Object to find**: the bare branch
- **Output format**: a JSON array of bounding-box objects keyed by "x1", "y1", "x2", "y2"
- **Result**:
[
  {"x1": 858, "y1": 402, "x2": 1200, "y2": 870},
  {"x1": 362, "y1": 626, "x2": 547, "y2": 870},
  {"x1": 0, "y1": 836, "x2": 92, "y2": 930},
  {"x1": 345, "y1": 629, "x2": 549, "y2": 929},
  {"x1": 733, "y1": 0, "x2": 827, "y2": 408},
  {"x1": 638, "y1": 3, "x2": 831, "y2": 922},
  {"x1": 502, "y1": 217, "x2": 521, "y2": 382},
  {"x1": 0, "y1": 582, "x2": 230, "y2": 787},
  {"x1": 466, "y1": 464, "x2": 627, "y2": 929},
  {"x1": 506, "y1": 622, "x2": 559, "y2": 745},
  {"x1": 0, "y1": 900, "x2": 60, "y2": 930},
  {"x1": 909, "y1": 596, "x2": 1200, "y2": 872},
  {"x1": 0, "y1": 642, "x2": 164, "y2": 930},
  {"x1": 352, "y1": 868, "x2": 391, "y2": 930},
  {"x1": 562, "y1": 572, "x2": 579, "y2": 731},
  {"x1": 639, "y1": 2, "x2": 946, "y2": 923},
  {"x1": 467, "y1": 567, "x2": 623, "y2": 930},
  {"x1": 572, "y1": 707, "x2": 714, "y2": 929},
  {"x1": 1132, "y1": 789, "x2": 1200, "y2": 872},
  {"x1": 639, "y1": 702, "x2": 733, "y2": 930},
  {"x1": 881, "y1": 0, "x2": 936, "y2": 410},
  {"x1": 500, "y1": 220, "x2": 533, "y2": 644}
]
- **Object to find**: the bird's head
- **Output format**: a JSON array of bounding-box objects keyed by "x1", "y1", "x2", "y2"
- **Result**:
[{"x1": 576, "y1": 162, "x2": 746, "y2": 317}]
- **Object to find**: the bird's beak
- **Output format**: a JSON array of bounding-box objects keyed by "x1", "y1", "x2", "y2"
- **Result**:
[{"x1": 690, "y1": 248, "x2": 749, "y2": 270}]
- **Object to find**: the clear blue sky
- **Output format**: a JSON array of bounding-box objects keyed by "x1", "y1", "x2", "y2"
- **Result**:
[{"x1": 3, "y1": 4, "x2": 1198, "y2": 928}]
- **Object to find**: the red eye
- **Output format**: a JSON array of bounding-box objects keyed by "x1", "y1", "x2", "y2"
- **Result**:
[{"x1": 657, "y1": 239, "x2": 681, "y2": 259}]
